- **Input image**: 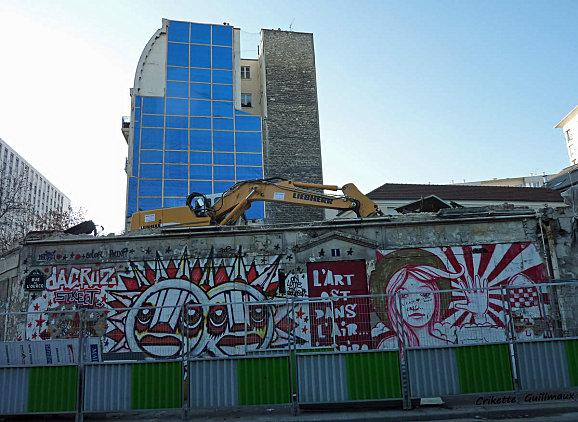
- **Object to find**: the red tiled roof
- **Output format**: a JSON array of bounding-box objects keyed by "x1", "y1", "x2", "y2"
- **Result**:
[{"x1": 367, "y1": 183, "x2": 564, "y2": 202}]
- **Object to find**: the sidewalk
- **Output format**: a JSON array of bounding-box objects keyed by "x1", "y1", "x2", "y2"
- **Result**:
[{"x1": 86, "y1": 401, "x2": 578, "y2": 421}]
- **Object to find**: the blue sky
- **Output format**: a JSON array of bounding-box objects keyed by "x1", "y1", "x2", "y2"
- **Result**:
[{"x1": 0, "y1": 1, "x2": 575, "y2": 232}]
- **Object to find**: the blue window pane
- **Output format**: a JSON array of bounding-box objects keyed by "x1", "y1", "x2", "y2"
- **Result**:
[
  {"x1": 127, "y1": 177, "x2": 137, "y2": 216},
  {"x1": 135, "y1": 96, "x2": 142, "y2": 108},
  {"x1": 140, "y1": 164, "x2": 162, "y2": 178},
  {"x1": 134, "y1": 108, "x2": 141, "y2": 122},
  {"x1": 165, "y1": 164, "x2": 188, "y2": 179},
  {"x1": 142, "y1": 114, "x2": 164, "y2": 128},
  {"x1": 167, "y1": 66, "x2": 188, "y2": 81},
  {"x1": 212, "y1": 46, "x2": 232, "y2": 69},
  {"x1": 236, "y1": 132, "x2": 262, "y2": 152},
  {"x1": 213, "y1": 85, "x2": 233, "y2": 101},
  {"x1": 166, "y1": 98, "x2": 188, "y2": 115},
  {"x1": 214, "y1": 166, "x2": 234, "y2": 180},
  {"x1": 165, "y1": 129, "x2": 188, "y2": 150},
  {"x1": 235, "y1": 115, "x2": 261, "y2": 131},
  {"x1": 191, "y1": 23, "x2": 211, "y2": 44},
  {"x1": 141, "y1": 150, "x2": 163, "y2": 163},
  {"x1": 164, "y1": 197, "x2": 186, "y2": 208},
  {"x1": 189, "y1": 165, "x2": 212, "y2": 179},
  {"x1": 213, "y1": 118, "x2": 233, "y2": 130},
  {"x1": 189, "y1": 181, "x2": 212, "y2": 194},
  {"x1": 212, "y1": 70, "x2": 232, "y2": 84},
  {"x1": 165, "y1": 151, "x2": 187, "y2": 163},
  {"x1": 167, "y1": 81, "x2": 188, "y2": 98},
  {"x1": 190, "y1": 44, "x2": 210, "y2": 68},
  {"x1": 166, "y1": 115, "x2": 188, "y2": 128},
  {"x1": 142, "y1": 97, "x2": 164, "y2": 114},
  {"x1": 141, "y1": 128, "x2": 163, "y2": 149},
  {"x1": 214, "y1": 181, "x2": 234, "y2": 193},
  {"x1": 189, "y1": 100, "x2": 211, "y2": 116},
  {"x1": 212, "y1": 101, "x2": 233, "y2": 117},
  {"x1": 164, "y1": 180, "x2": 189, "y2": 196},
  {"x1": 213, "y1": 131, "x2": 234, "y2": 151},
  {"x1": 168, "y1": 21, "x2": 189, "y2": 42},
  {"x1": 167, "y1": 42, "x2": 189, "y2": 66},
  {"x1": 236, "y1": 153, "x2": 262, "y2": 166},
  {"x1": 190, "y1": 130, "x2": 211, "y2": 150},
  {"x1": 212, "y1": 25, "x2": 232, "y2": 46},
  {"x1": 190, "y1": 151, "x2": 212, "y2": 164},
  {"x1": 139, "y1": 179, "x2": 162, "y2": 196},
  {"x1": 139, "y1": 197, "x2": 162, "y2": 211},
  {"x1": 189, "y1": 117, "x2": 211, "y2": 129},
  {"x1": 190, "y1": 68, "x2": 210, "y2": 83},
  {"x1": 236, "y1": 166, "x2": 263, "y2": 180},
  {"x1": 131, "y1": 146, "x2": 139, "y2": 177},
  {"x1": 246, "y1": 202, "x2": 264, "y2": 220},
  {"x1": 190, "y1": 83, "x2": 211, "y2": 99},
  {"x1": 214, "y1": 153, "x2": 234, "y2": 165}
]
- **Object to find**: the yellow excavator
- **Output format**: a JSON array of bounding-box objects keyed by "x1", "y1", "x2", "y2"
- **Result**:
[{"x1": 129, "y1": 178, "x2": 383, "y2": 231}]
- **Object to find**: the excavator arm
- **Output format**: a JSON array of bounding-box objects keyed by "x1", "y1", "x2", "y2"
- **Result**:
[{"x1": 129, "y1": 178, "x2": 382, "y2": 230}]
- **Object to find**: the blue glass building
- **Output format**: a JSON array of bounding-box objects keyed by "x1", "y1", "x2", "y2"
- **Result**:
[{"x1": 126, "y1": 20, "x2": 264, "y2": 222}]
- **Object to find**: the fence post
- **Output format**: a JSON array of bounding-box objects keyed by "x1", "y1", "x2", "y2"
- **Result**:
[
  {"x1": 500, "y1": 287, "x2": 520, "y2": 391},
  {"x1": 395, "y1": 293, "x2": 412, "y2": 410},
  {"x1": 181, "y1": 303, "x2": 187, "y2": 420},
  {"x1": 76, "y1": 308, "x2": 85, "y2": 422},
  {"x1": 289, "y1": 296, "x2": 299, "y2": 416}
]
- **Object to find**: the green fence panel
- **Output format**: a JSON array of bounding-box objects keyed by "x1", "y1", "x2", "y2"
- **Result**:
[
  {"x1": 345, "y1": 351, "x2": 402, "y2": 400},
  {"x1": 27, "y1": 366, "x2": 77, "y2": 413},
  {"x1": 131, "y1": 362, "x2": 181, "y2": 410},
  {"x1": 237, "y1": 357, "x2": 291, "y2": 405},
  {"x1": 455, "y1": 344, "x2": 513, "y2": 393},
  {"x1": 564, "y1": 339, "x2": 578, "y2": 386}
]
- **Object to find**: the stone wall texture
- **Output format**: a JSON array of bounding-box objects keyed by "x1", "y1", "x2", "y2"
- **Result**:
[{"x1": 261, "y1": 30, "x2": 325, "y2": 224}]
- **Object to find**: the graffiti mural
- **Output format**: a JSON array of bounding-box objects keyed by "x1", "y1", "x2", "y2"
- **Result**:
[
  {"x1": 104, "y1": 248, "x2": 306, "y2": 358},
  {"x1": 369, "y1": 242, "x2": 548, "y2": 348},
  {"x1": 26, "y1": 266, "x2": 117, "y2": 340},
  {"x1": 307, "y1": 260, "x2": 372, "y2": 351}
]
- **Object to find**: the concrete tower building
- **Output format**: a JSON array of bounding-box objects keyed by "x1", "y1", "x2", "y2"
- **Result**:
[{"x1": 122, "y1": 20, "x2": 323, "y2": 226}]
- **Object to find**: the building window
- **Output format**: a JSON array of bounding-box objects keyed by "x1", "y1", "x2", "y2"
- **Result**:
[
  {"x1": 241, "y1": 66, "x2": 250, "y2": 79},
  {"x1": 241, "y1": 93, "x2": 252, "y2": 108}
]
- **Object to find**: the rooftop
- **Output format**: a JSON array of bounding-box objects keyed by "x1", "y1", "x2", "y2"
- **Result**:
[
  {"x1": 555, "y1": 105, "x2": 578, "y2": 128},
  {"x1": 367, "y1": 183, "x2": 564, "y2": 202}
]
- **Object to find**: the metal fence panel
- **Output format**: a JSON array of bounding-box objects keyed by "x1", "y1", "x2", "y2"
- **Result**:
[
  {"x1": 297, "y1": 353, "x2": 347, "y2": 403},
  {"x1": 454, "y1": 344, "x2": 514, "y2": 394},
  {"x1": 84, "y1": 363, "x2": 131, "y2": 412},
  {"x1": 408, "y1": 347, "x2": 459, "y2": 398},
  {"x1": 0, "y1": 367, "x2": 28, "y2": 414},
  {"x1": 516, "y1": 340, "x2": 571, "y2": 390},
  {"x1": 189, "y1": 359, "x2": 238, "y2": 408}
]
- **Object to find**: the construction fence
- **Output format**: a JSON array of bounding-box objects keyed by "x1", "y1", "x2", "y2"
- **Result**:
[{"x1": 1, "y1": 281, "x2": 578, "y2": 418}]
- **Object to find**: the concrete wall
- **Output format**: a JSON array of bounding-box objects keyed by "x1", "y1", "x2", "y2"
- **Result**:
[
  {"x1": 260, "y1": 29, "x2": 324, "y2": 224},
  {"x1": 239, "y1": 59, "x2": 262, "y2": 116},
  {"x1": 3, "y1": 208, "x2": 578, "y2": 355}
]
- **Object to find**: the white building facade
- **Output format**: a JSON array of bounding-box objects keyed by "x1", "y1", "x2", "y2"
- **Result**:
[
  {"x1": 0, "y1": 138, "x2": 70, "y2": 222},
  {"x1": 555, "y1": 106, "x2": 578, "y2": 165}
]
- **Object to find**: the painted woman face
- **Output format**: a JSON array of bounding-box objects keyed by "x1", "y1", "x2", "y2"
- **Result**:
[{"x1": 397, "y1": 277, "x2": 436, "y2": 328}]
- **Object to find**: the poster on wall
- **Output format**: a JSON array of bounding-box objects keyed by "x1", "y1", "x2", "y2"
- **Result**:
[{"x1": 307, "y1": 260, "x2": 372, "y2": 351}]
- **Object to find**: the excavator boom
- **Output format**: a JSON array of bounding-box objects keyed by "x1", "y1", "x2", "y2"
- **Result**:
[{"x1": 129, "y1": 178, "x2": 382, "y2": 230}]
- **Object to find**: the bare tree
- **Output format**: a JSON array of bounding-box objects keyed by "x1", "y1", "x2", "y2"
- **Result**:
[{"x1": 0, "y1": 164, "x2": 85, "y2": 252}]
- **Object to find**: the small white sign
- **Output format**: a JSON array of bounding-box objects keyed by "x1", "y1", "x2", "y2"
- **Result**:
[
  {"x1": 274, "y1": 192, "x2": 285, "y2": 201},
  {"x1": 144, "y1": 213, "x2": 156, "y2": 223}
]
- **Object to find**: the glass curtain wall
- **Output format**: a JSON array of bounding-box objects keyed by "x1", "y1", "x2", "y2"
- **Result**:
[{"x1": 127, "y1": 20, "x2": 264, "y2": 221}]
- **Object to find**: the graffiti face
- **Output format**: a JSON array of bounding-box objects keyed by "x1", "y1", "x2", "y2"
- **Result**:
[
  {"x1": 398, "y1": 277, "x2": 435, "y2": 328},
  {"x1": 125, "y1": 280, "x2": 209, "y2": 358},
  {"x1": 206, "y1": 283, "x2": 274, "y2": 356}
]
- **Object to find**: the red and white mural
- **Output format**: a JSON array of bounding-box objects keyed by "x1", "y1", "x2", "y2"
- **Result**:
[{"x1": 369, "y1": 242, "x2": 549, "y2": 348}]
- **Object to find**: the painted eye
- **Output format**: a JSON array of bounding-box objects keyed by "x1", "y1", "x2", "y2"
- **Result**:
[
  {"x1": 249, "y1": 305, "x2": 267, "y2": 325},
  {"x1": 136, "y1": 302, "x2": 154, "y2": 325},
  {"x1": 400, "y1": 293, "x2": 409, "y2": 299},
  {"x1": 184, "y1": 305, "x2": 202, "y2": 328},
  {"x1": 420, "y1": 293, "x2": 431, "y2": 298},
  {"x1": 209, "y1": 305, "x2": 227, "y2": 327}
]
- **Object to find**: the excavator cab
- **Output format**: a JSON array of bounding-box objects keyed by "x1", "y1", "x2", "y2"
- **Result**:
[{"x1": 186, "y1": 192, "x2": 211, "y2": 217}]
